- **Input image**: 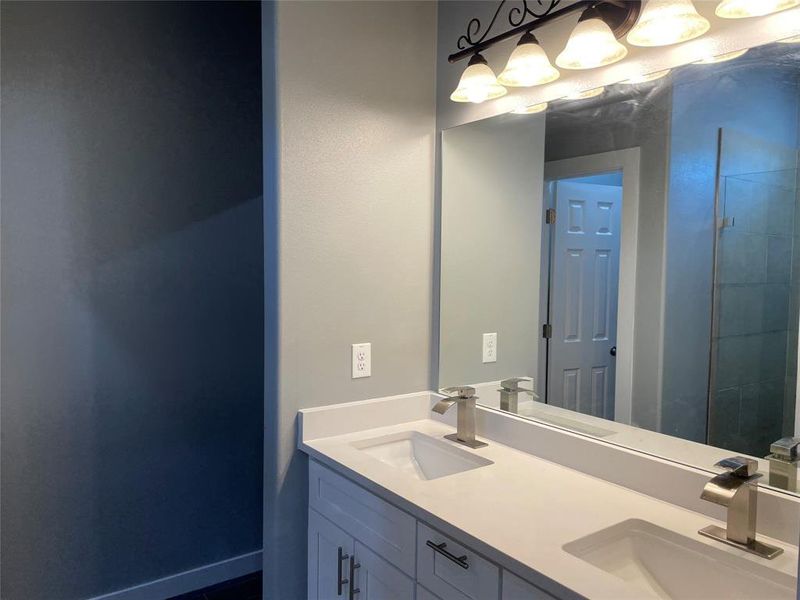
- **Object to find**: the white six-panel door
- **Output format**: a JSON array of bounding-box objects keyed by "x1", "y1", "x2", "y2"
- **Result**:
[{"x1": 548, "y1": 181, "x2": 622, "y2": 419}]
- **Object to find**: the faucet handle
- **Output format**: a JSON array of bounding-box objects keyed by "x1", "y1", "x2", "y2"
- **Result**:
[
  {"x1": 715, "y1": 456, "x2": 759, "y2": 478},
  {"x1": 440, "y1": 386, "x2": 477, "y2": 400},
  {"x1": 769, "y1": 437, "x2": 800, "y2": 461},
  {"x1": 499, "y1": 377, "x2": 534, "y2": 394}
]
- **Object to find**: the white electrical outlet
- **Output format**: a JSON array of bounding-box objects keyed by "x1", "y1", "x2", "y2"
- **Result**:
[
  {"x1": 482, "y1": 333, "x2": 497, "y2": 363},
  {"x1": 352, "y1": 342, "x2": 371, "y2": 378}
]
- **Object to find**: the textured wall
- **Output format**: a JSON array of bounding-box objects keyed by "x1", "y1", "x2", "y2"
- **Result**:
[
  {"x1": 1, "y1": 3, "x2": 263, "y2": 598},
  {"x1": 263, "y1": 2, "x2": 436, "y2": 598}
]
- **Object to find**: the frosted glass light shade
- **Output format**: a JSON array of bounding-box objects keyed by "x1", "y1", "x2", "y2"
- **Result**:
[
  {"x1": 511, "y1": 102, "x2": 548, "y2": 114},
  {"x1": 564, "y1": 86, "x2": 606, "y2": 100},
  {"x1": 627, "y1": 0, "x2": 710, "y2": 47},
  {"x1": 556, "y1": 15, "x2": 628, "y2": 69},
  {"x1": 450, "y1": 54, "x2": 507, "y2": 103},
  {"x1": 621, "y1": 68, "x2": 672, "y2": 84},
  {"x1": 716, "y1": 0, "x2": 799, "y2": 18},
  {"x1": 695, "y1": 48, "x2": 748, "y2": 63},
  {"x1": 498, "y1": 33, "x2": 560, "y2": 87}
]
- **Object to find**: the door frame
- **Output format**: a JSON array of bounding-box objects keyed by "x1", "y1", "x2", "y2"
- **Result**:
[{"x1": 543, "y1": 148, "x2": 641, "y2": 424}]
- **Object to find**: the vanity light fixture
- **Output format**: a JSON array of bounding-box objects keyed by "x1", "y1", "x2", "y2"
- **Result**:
[
  {"x1": 556, "y1": 7, "x2": 629, "y2": 69},
  {"x1": 498, "y1": 32, "x2": 560, "y2": 87},
  {"x1": 564, "y1": 86, "x2": 606, "y2": 100},
  {"x1": 695, "y1": 48, "x2": 748, "y2": 64},
  {"x1": 450, "y1": 53, "x2": 507, "y2": 104},
  {"x1": 626, "y1": 0, "x2": 710, "y2": 47},
  {"x1": 511, "y1": 101, "x2": 549, "y2": 114},
  {"x1": 716, "y1": 0, "x2": 800, "y2": 18},
  {"x1": 621, "y1": 68, "x2": 672, "y2": 83}
]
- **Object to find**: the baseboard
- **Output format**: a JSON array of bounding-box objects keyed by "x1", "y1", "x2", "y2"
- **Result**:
[{"x1": 88, "y1": 550, "x2": 262, "y2": 600}]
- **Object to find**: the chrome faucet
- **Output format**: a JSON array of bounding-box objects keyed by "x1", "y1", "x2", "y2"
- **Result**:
[
  {"x1": 498, "y1": 377, "x2": 535, "y2": 413},
  {"x1": 698, "y1": 456, "x2": 782, "y2": 559},
  {"x1": 766, "y1": 437, "x2": 800, "y2": 492},
  {"x1": 433, "y1": 386, "x2": 488, "y2": 449}
]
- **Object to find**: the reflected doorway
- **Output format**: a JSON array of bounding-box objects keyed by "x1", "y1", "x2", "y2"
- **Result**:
[{"x1": 544, "y1": 173, "x2": 623, "y2": 419}]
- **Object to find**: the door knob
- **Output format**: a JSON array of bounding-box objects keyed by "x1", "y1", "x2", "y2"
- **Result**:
[{"x1": 610, "y1": 346, "x2": 617, "y2": 357}]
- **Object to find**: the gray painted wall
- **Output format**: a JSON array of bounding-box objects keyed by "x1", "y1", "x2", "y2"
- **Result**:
[
  {"x1": 262, "y1": 2, "x2": 436, "y2": 598},
  {"x1": 1, "y1": 2, "x2": 263, "y2": 598},
  {"x1": 439, "y1": 115, "x2": 545, "y2": 389}
]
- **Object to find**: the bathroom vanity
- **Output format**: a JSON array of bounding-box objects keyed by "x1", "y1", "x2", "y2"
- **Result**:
[{"x1": 298, "y1": 393, "x2": 800, "y2": 600}]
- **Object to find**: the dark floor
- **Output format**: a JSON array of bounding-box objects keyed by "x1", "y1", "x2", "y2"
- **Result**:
[{"x1": 169, "y1": 571, "x2": 261, "y2": 600}]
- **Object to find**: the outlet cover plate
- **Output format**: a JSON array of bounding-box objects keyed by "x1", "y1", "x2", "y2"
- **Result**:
[
  {"x1": 352, "y1": 342, "x2": 371, "y2": 378},
  {"x1": 483, "y1": 333, "x2": 497, "y2": 363}
]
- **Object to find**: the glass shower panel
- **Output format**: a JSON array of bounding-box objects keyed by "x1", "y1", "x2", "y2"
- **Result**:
[{"x1": 709, "y1": 168, "x2": 799, "y2": 457}]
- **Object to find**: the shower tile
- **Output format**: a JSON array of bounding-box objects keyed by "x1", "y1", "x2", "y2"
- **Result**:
[
  {"x1": 724, "y1": 179, "x2": 766, "y2": 234},
  {"x1": 766, "y1": 236, "x2": 792, "y2": 283},
  {"x1": 757, "y1": 378, "x2": 784, "y2": 441},
  {"x1": 767, "y1": 198, "x2": 795, "y2": 236},
  {"x1": 716, "y1": 334, "x2": 761, "y2": 388},
  {"x1": 709, "y1": 387, "x2": 740, "y2": 447},
  {"x1": 762, "y1": 283, "x2": 790, "y2": 331},
  {"x1": 740, "y1": 383, "x2": 761, "y2": 437},
  {"x1": 759, "y1": 330, "x2": 788, "y2": 381},
  {"x1": 718, "y1": 232, "x2": 766, "y2": 285},
  {"x1": 719, "y1": 285, "x2": 763, "y2": 336}
]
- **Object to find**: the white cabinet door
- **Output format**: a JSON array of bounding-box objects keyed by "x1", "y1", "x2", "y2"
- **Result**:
[
  {"x1": 351, "y1": 541, "x2": 414, "y2": 600},
  {"x1": 308, "y1": 508, "x2": 355, "y2": 600},
  {"x1": 502, "y1": 571, "x2": 558, "y2": 600},
  {"x1": 309, "y1": 460, "x2": 417, "y2": 575}
]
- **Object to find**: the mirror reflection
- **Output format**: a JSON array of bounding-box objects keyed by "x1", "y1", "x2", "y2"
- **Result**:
[{"x1": 439, "y1": 41, "x2": 800, "y2": 493}]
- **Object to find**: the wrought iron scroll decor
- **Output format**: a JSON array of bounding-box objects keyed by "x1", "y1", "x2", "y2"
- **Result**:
[
  {"x1": 456, "y1": 1, "x2": 562, "y2": 51},
  {"x1": 448, "y1": 1, "x2": 641, "y2": 64}
]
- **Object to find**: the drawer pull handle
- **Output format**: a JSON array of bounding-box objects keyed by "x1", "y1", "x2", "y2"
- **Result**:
[
  {"x1": 337, "y1": 546, "x2": 349, "y2": 596},
  {"x1": 426, "y1": 540, "x2": 470, "y2": 569},
  {"x1": 348, "y1": 556, "x2": 361, "y2": 600}
]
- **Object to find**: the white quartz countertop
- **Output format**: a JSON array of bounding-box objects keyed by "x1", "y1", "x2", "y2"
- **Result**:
[{"x1": 300, "y1": 415, "x2": 799, "y2": 600}]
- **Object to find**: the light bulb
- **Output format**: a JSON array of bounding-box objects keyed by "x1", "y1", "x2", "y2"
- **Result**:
[
  {"x1": 564, "y1": 86, "x2": 606, "y2": 100},
  {"x1": 716, "y1": 0, "x2": 799, "y2": 18},
  {"x1": 498, "y1": 32, "x2": 560, "y2": 87},
  {"x1": 695, "y1": 48, "x2": 748, "y2": 64},
  {"x1": 450, "y1": 54, "x2": 507, "y2": 104},
  {"x1": 621, "y1": 68, "x2": 672, "y2": 84},
  {"x1": 556, "y1": 9, "x2": 628, "y2": 70},
  {"x1": 511, "y1": 102, "x2": 548, "y2": 114},
  {"x1": 627, "y1": 0, "x2": 710, "y2": 47}
]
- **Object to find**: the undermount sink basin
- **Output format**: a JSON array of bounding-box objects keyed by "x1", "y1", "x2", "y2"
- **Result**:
[
  {"x1": 564, "y1": 519, "x2": 795, "y2": 600},
  {"x1": 351, "y1": 431, "x2": 493, "y2": 480}
]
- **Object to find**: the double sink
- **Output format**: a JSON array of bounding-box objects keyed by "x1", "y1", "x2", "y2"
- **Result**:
[{"x1": 351, "y1": 429, "x2": 796, "y2": 600}]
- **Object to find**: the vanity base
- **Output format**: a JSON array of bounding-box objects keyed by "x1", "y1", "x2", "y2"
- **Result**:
[
  {"x1": 699, "y1": 524, "x2": 784, "y2": 559},
  {"x1": 444, "y1": 433, "x2": 488, "y2": 449}
]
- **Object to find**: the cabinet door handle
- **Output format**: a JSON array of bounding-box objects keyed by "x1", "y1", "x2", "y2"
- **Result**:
[
  {"x1": 348, "y1": 556, "x2": 361, "y2": 600},
  {"x1": 337, "y1": 546, "x2": 349, "y2": 596},
  {"x1": 426, "y1": 540, "x2": 469, "y2": 569}
]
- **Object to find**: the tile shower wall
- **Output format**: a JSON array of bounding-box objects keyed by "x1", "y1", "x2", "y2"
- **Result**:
[{"x1": 711, "y1": 168, "x2": 799, "y2": 456}]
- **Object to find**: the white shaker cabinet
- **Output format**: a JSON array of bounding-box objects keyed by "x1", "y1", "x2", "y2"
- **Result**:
[{"x1": 307, "y1": 459, "x2": 561, "y2": 600}]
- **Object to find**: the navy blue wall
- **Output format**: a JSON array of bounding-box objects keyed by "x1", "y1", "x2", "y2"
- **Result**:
[{"x1": 1, "y1": 2, "x2": 263, "y2": 598}]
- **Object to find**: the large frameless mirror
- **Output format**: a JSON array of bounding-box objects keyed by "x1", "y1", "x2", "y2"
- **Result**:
[{"x1": 438, "y1": 40, "x2": 800, "y2": 495}]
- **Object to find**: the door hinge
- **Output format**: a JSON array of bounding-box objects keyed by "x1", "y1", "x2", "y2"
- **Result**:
[
  {"x1": 542, "y1": 323, "x2": 553, "y2": 339},
  {"x1": 545, "y1": 208, "x2": 556, "y2": 224}
]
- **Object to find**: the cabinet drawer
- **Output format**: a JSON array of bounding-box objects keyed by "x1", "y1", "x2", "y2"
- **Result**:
[
  {"x1": 416, "y1": 522, "x2": 500, "y2": 600},
  {"x1": 502, "y1": 571, "x2": 558, "y2": 600},
  {"x1": 308, "y1": 459, "x2": 416, "y2": 576}
]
